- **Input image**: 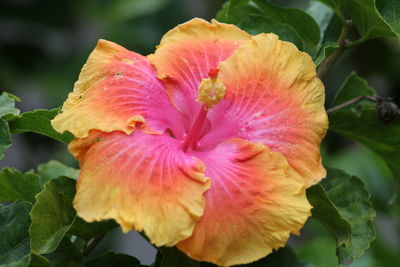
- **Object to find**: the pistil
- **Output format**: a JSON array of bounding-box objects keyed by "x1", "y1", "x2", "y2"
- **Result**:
[
  {"x1": 182, "y1": 106, "x2": 208, "y2": 151},
  {"x1": 182, "y1": 69, "x2": 227, "y2": 151}
]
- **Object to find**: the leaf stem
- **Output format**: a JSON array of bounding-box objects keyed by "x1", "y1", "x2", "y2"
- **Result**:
[
  {"x1": 345, "y1": 37, "x2": 367, "y2": 48},
  {"x1": 326, "y1": 95, "x2": 377, "y2": 113},
  {"x1": 83, "y1": 234, "x2": 106, "y2": 257},
  {"x1": 317, "y1": 20, "x2": 352, "y2": 80}
]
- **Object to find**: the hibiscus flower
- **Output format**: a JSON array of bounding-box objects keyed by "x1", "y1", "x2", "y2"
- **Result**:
[{"x1": 52, "y1": 18, "x2": 327, "y2": 266}]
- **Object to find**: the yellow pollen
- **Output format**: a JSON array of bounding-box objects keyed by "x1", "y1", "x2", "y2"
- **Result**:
[{"x1": 196, "y1": 77, "x2": 226, "y2": 109}]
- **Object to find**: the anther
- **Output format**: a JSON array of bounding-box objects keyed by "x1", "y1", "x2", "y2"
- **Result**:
[{"x1": 196, "y1": 73, "x2": 226, "y2": 109}]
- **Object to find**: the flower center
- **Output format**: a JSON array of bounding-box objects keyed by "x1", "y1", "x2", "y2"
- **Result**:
[{"x1": 182, "y1": 69, "x2": 226, "y2": 152}]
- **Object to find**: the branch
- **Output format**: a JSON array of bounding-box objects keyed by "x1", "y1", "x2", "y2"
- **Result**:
[
  {"x1": 326, "y1": 95, "x2": 377, "y2": 113},
  {"x1": 317, "y1": 20, "x2": 352, "y2": 80}
]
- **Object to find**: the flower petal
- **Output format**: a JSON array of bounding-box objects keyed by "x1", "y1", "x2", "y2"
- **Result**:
[
  {"x1": 70, "y1": 130, "x2": 210, "y2": 246},
  {"x1": 51, "y1": 40, "x2": 185, "y2": 139},
  {"x1": 200, "y1": 34, "x2": 328, "y2": 186},
  {"x1": 178, "y1": 138, "x2": 311, "y2": 266},
  {"x1": 148, "y1": 18, "x2": 251, "y2": 118}
]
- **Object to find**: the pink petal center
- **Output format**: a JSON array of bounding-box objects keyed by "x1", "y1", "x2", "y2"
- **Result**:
[
  {"x1": 178, "y1": 70, "x2": 226, "y2": 152},
  {"x1": 181, "y1": 106, "x2": 209, "y2": 151}
]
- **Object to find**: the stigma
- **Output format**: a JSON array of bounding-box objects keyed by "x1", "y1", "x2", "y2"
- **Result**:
[{"x1": 196, "y1": 69, "x2": 226, "y2": 109}]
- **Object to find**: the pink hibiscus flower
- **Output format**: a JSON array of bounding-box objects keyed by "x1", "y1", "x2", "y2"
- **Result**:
[{"x1": 52, "y1": 18, "x2": 327, "y2": 266}]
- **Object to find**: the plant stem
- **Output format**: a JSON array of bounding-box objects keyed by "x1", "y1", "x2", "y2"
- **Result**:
[
  {"x1": 345, "y1": 37, "x2": 367, "y2": 48},
  {"x1": 317, "y1": 20, "x2": 352, "y2": 80},
  {"x1": 326, "y1": 95, "x2": 377, "y2": 113},
  {"x1": 83, "y1": 234, "x2": 106, "y2": 257}
]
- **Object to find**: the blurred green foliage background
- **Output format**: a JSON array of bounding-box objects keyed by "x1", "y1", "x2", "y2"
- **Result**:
[{"x1": 1, "y1": 0, "x2": 399, "y2": 266}]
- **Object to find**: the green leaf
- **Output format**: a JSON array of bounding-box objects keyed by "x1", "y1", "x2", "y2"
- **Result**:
[
  {"x1": 307, "y1": 184, "x2": 352, "y2": 254},
  {"x1": 313, "y1": 42, "x2": 339, "y2": 66},
  {"x1": 43, "y1": 238, "x2": 84, "y2": 267},
  {"x1": 0, "y1": 201, "x2": 32, "y2": 266},
  {"x1": 86, "y1": 251, "x2": 141, "y2": 267},
  {"x1": 377, "y1": 0, "x2": 400, "y2": 36},
  {"x1": 200, "y1": 247, "x2": 309, "y2": 267},
  {"x1": 237, "y1": 14, "x2": 305, "y2": 50},
  {"x1": 160, "y1": 247, "x2": 199, "y2": 267},
  {"x1": 8, "y1": 109, "x2": 74, "y2": 144},
  {"x1": 312, "y1": 168, "x2": 375, "y2": 264},
  {"x1": 317, "y1": 0, "x2": 347, "y2": 19},
  {"x1": 37, "y1": 160, "x2": 79, "y2": 186},
  {"x1": 217, "y1": 0, "x2": 320, "y2": 54},
  {"x1": 331, "y1": 72, "x2": 375, "y2": 106},
  {"x1": 330, "y1": 107, "x2": 400, "y2": 180},
  {"x1": 68, "y1": 217, "x2": 118, "y2": 241},
  {"x1": 29, "y1": 177, "x2": 76, "y2": 254},
  {"x1": 3, "y1": 92, "x2": 21, "y2": 103},
  {"x1": 0, "y1": 92, "x2": 20, "y2": 118},
  {"x1": 306, "y1": 0, "x2": 335, "y2": 42},
  {"x1": 0, "y1": 168, "x2": 42, "y2": 203},
  {"x1": 345, "y1": 0, "x2": 399, "y2": 41},
  {"x1": 318, "y1": 0, "x2": 400, "y2": 41},
  {"x1": 0, "y1": 119, "x2": 12, "y2": 160},
  {"x1": 329, "y1": 72, "x2": 400, "y2": 180},
  {"x1": 1, "y1": 255, "x2": 30, "y2": 267},
  {"x1": 29, "y1": 253, "x2": 53, "y2": 267}
]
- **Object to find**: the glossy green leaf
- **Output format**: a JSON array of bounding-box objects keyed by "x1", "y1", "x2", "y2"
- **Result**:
[
  {"x1": 0, "y1": 168, "x2": 42, "y2": 203},
  {"x1": 200, "y1": 247, "x2": 309, "y2": 267},
  {"x1": 329, "y1": 73, "x2": 400, "y2": 180},
  {"x1": 318, "y1": 0, "x2": 400, "y2": 41},
  {"x1": 8, "y1": 109, "x2": 74, "y2": 144},
  {"x1": 306, "y1": 0, "x2": 335, "y2": 42},
  {"x1": 43, "y1": 238, "x2": 84, "y2": 267},
  {"x1": 315, "y1": 168, "x2": 375, "y2": 264},
  {"x1": 0, "y1": 92, "x2": 20, "y2": 118},
  {"x1": 330, "y1": 108, "x2": 400, "y2": 179},
  {"x1": 29, "y1": 177, "x2": 76, "y2": 254},
  {"x1": 86, "y1": 251, "x2": 141, "y2": 267},
  {"x1": 160, "y1": 247, "x2": 199, "y2": 267},
  {"x1": 217, "y1": 0, "x2": 320, "y2": 54},
  {"x1": 68, "y1": 217, "x2": 118, "y2": 241},
  {"x1": 237, "y1": 14, "x2": 305, "y2": 50},
  {"x1": 345, "y1": 0, "x2": 399, "y2": 41},
  {"x1": 0, "y1": 202, "x2": 32, "y2": 266},
  {"x1": 0, "y1": 119, "x2": 12, "y2": 160},
  {"x1": 377, "y1": 0, "x2": 400, "y2": 36},
  {"x1": 37, "y1": 160, "x2": 79, "y2": 186},
  {"x1": 307, "y1": 184, "x2": 352, "y2": 255}
]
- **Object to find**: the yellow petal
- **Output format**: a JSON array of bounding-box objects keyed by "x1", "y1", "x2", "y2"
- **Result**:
[
  {"x1": 178, "y1": 138, "x2": 311, "y2": 266},
  {"x1": 71, "y1": 130, "x2": 210, "y2": 246},
  {"x1": 148, "y1": 18, "x2": 251, "y2": 118},
  {"x1": 202, "y1": 33, "x2": 328, "y2": 186},
  {"x1": 51, "y1": 40, "x2": 184, "y2": 138}
]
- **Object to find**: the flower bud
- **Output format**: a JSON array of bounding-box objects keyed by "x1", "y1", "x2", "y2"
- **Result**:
[{"x1": 377, "y1": 98, "x2": 399, "y2": 123}]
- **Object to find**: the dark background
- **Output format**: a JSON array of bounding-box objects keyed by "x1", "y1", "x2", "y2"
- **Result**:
[{"x1": 1, "y1": 0, "x2": 399, "y2": 266}]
